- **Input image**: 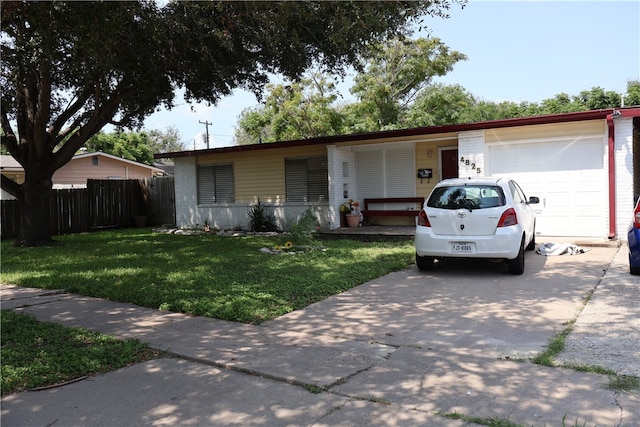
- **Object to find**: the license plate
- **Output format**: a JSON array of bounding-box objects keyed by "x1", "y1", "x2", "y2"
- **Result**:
[{"x1": 451, "y1": 242, "x2": 474, "y2": 253}]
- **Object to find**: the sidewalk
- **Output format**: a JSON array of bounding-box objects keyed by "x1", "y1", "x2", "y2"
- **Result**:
[
  {"x1": 1, "y1": 245, "x2": 638, "y2": 426},
  {"x1": 556, "y1": 245, "x2": 640, "y2": 377}
]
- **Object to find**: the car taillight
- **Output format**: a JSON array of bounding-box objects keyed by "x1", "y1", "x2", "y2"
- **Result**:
[
  {"x1": 497, "y1": 208, "x2": 518, "y2": 227},
  {"x1": 417, "y1": 210, "x2": 431, "y2": 227},
  {"x1": 634, "y1": 204, "x2": 640, "y2": 228}
]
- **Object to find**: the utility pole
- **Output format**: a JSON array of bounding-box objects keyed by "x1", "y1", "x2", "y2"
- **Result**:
[{"x1": 199, "y1": 120, "x2": 212, "y2": 149}]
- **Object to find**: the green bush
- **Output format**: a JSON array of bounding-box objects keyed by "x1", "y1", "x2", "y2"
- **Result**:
[{"x1": 286, "y1": 206, "x2": 320, "y2": 245}]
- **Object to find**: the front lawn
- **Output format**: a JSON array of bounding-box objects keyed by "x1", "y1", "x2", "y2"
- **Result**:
[
  {"x1": 1, "y1": 310, "x2": 163, "y2": 396},
  {"x1": 1, "y1": 229, "x2": 414, "y2": 324}
]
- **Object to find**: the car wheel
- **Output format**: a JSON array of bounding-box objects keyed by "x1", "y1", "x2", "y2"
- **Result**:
[
  {"x1": 526, "y1": 225, "x2": 536, "y2": 251},
  {"x1": 631, "y1": 256, "x2": 640, "y2": 275},
  {"x1": 416, "y1": 254, "x2": 435, "y2": 271},
  {"x1": 508, "y1": 237, "x2": 525, "y2": 275}
]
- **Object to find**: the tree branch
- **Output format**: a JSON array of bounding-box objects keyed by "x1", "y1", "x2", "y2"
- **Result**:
[
  {"x1": 34, "y1": 64, "x2": 52, "y2": 141},
  {"x1": 49, "y1": 86, "x2": 94, "y2": 145},
  {"x1": 1, "y1": 111, "x2": 19, "y2": 154},
  {"x1": 1, "y1": 173, "x2": 20, "y2": 198},
  {"x1": 53, "y1": 110, "x2": 93, "y2": 147},
  {"x1": 51, "y1": 90, "x2": 125, "y2": 171}
]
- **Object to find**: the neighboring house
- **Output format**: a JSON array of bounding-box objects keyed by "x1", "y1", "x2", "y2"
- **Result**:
[
  {"x1": 52, "y1": 152, "x2": 165, "y2": 187},
  {"x1": 153, "y1": 161, "x2": 174, "y2": 176},
  {"x1": 156, "y1": 107, "x2": 640, "y2": 240},
  {"x1": 1, "y1": 151, "x2": 164, "y2": 199},
  {"x1": 0, "y1": 155, "x2": 24, "y2": 200}
]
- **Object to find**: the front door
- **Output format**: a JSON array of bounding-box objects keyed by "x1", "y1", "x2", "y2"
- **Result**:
[{"x1": 441, "y1": 148, "x2": 458, "y2": 180}]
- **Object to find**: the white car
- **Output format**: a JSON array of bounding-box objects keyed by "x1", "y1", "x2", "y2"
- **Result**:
[{"x1": 415, "y1": 177, "x2": 539, "y2": 275}]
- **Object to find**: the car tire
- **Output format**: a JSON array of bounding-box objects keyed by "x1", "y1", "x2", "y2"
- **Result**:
[
  {"x1": 630, "y1": 257, "x2": 640, "y2": 276},
  {"x1": 526, "y1": 224, "x2": 536, "y2": 251},
  {"x1": 416, "y1": 254, "x2": 435, "y2": 271},
  {"x1": 508, "y1": 237, "x2": 525, "y2": 275}
]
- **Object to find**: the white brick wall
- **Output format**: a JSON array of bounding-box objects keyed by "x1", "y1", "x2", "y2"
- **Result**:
[
  {"x1": 458, "y1": 130, "x2": 486, "y2": 177},
  {"x1": 327, "y1": 145, "x2": 356, "y2": 229},
  {"x1": 614, "y1": 117, "x2": 635, "y2": 240},
  {"x1": 174, "y1": 157, "x2": 197, "y2": 228}
]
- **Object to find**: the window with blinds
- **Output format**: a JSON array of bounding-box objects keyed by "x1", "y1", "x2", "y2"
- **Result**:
[
  {"x1": 197, "y1": 163, "x2": 234, "y2": 204},
  {"x1": 356, "y1": 145, "x2": 415, "y2": 199},
  {"x1": 285, "y1": 156, "x2": 329, "y2": 202}
]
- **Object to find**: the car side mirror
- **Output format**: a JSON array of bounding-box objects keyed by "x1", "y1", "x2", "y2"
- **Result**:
[{"x1": 528, "y1": 196, "x2": 540, "y2": 204}]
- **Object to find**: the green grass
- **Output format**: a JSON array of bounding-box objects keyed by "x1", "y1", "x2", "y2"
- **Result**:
[
  {"x1": 441, "y1": 412, "x2": 523, "y2": 427},
  {"x1": 1, "y1": 229, "x2": 414, "y2": 324},
  {"x1": 1, "y1": 229, "x2": 413, "y2": 394},
  {"x1": 0, "y1": 310, "x2": 163, "y2": 396},
  {"x1": 531, "y1": 322, "x2": 574, "y2": 367},
  {"x1": 533, "y1": 322, "x2": 640, "y2": 392}
]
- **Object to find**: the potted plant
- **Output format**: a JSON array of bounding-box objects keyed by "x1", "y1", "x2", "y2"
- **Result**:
[{"x1": 340, "y1": 199, "x2": 361, "y2": 227}]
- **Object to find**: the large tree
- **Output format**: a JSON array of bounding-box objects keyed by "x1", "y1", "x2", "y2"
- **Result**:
[
  {"x1": 145, "y1": 126, "x2": 185, "y2": 155},
  {"x1": 85, "y1": 131, "x2": 155, "y2": 165},
  {"x1": 235, "y1": 73, "x2": 344, "y2": 144},
  {"x1": 84, "y1": 128, "x2": 185, "y2": 165},
  {"x1": 1, "y1": 0, "x2": 462, "y2": 246},
  {"x1": 346, "y1": 37, "x2": 467, "y2": 130},
  {"x1": 234, "y1": 36, "x2": 467, "y2": 141}
]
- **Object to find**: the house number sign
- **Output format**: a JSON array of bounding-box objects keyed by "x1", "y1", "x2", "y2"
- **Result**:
[{"x1": 459, "y1": 157, "x2": 482, "y2": 174}]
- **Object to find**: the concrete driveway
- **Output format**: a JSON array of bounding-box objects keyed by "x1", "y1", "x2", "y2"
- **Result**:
[
  {"x1": 2, "y1": 243, "x2": 638, "y2": 426},
  {"x1": 263, "y1": 246, "x2": 612, "y2": 360}
]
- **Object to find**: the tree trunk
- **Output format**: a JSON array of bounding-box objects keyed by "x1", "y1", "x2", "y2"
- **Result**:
[{"x1": 14, "y1": 172, "x2": 55, "y2": 247}]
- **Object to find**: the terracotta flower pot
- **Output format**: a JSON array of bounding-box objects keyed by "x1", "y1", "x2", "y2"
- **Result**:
[
  {"x1": 134, "y1": 216, "x2": 147, "y2": 227},
  {"x1": 346, "y1": 214, "x2": 360, "y2": 228}
]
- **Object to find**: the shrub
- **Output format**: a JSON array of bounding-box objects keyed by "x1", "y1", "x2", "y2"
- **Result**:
[
  {"x1": 248, "y1": 199, "x2": 279, "y2": 232},
  {"x1": 286, "y1": 206, "x2": 320, "y2": 245}
]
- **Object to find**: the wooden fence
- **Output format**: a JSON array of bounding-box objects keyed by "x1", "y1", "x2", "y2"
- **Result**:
[{"x1": 1, "y1": 176, "x2": 175, "y2": 239}]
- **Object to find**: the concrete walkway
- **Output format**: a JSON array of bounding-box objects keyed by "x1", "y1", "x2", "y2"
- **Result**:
[{"x1": 1, "y1": 243, "x2": 638, "y2": 426}]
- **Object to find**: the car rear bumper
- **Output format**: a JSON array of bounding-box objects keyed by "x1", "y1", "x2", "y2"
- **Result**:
[{"x1": 415, "y1": 225, "x2": 523, "y2": 260}]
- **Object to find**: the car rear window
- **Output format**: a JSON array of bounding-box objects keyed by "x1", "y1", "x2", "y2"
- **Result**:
[{"x1": 427, "y1": 185, "x2": 505, "y2": 210}]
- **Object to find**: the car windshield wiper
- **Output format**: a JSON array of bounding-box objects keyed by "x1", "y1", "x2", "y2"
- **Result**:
[{"x1": 443, "y1": 201, "x2": 473, "y2": 212}]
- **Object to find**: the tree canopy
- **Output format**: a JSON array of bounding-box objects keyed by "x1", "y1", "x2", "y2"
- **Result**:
[
  {"x1": 348, "y1": 37, "x2": 467, "y2": 130},
  {"x1": 85, "y1": 132, "x2": 154, "y2": 166},
  {"x1": 85, "y1": 127, "x2": 185, "y2": 165},
  {"x1": 236, "y1": 75, "x2": 639, "y2": 143},
  {"x1": 145, "y1": 126, "x2": 185, "y2": 155},
  {"x1": 236, "y1": 37, "x2": 468, "y2": 143},
  {"x1": 1, "y1": 0, "x2": 461, "y2": 246},
  {"x1": 235, "y1": 73, "x2": 346, "y2": 144}
]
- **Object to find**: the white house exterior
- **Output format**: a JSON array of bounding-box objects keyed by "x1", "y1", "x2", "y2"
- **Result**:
[{"x1": 158, "y1": 108, "x2": 639, "y2": 240}]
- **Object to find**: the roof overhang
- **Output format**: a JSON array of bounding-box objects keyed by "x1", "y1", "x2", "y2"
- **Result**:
[{"x1": 74, "y1": 151, "x2": 164, "y2": 173}]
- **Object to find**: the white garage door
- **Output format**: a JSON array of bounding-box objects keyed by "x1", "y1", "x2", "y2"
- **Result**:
[{"x1": 488, "y1": 137, "x2": 607, "y2": 237}]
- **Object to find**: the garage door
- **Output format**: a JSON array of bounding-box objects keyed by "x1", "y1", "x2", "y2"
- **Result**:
[{"x1": 488, "y1": 137, "x2": 607, "y2": 237}]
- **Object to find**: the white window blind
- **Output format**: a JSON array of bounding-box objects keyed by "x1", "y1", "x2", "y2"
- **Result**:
[
  {"x1": 356, "y1": 145, "x2": 414, "y2": 198},
  {"x1": 285, "y1": 156, "x2": 328, "y2": 202},
  {"x1": 197, "y1": 163, "x2": 234, "y2": 204}
]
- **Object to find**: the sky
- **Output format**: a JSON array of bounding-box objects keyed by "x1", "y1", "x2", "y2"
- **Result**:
[{"x1": 142, "y1": 0, "x2": 640, "y2": 151}]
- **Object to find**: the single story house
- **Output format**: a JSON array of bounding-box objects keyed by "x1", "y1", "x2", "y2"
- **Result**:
[
  {"x1": 1, "y1": 151, "x2": 165, "y2": 199},
  {"x1": 156, "y1": 107, "x2": 639, "y2": 240}
]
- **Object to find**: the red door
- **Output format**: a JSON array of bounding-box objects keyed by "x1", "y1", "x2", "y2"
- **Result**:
[{"x1": 441, "y1": 149, "x2": 458, "y2": 180}]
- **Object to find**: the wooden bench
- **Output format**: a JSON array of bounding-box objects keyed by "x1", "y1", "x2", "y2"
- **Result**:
[{"x1": 361, "y1": 197, "x2": 425, "y2": 221}]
